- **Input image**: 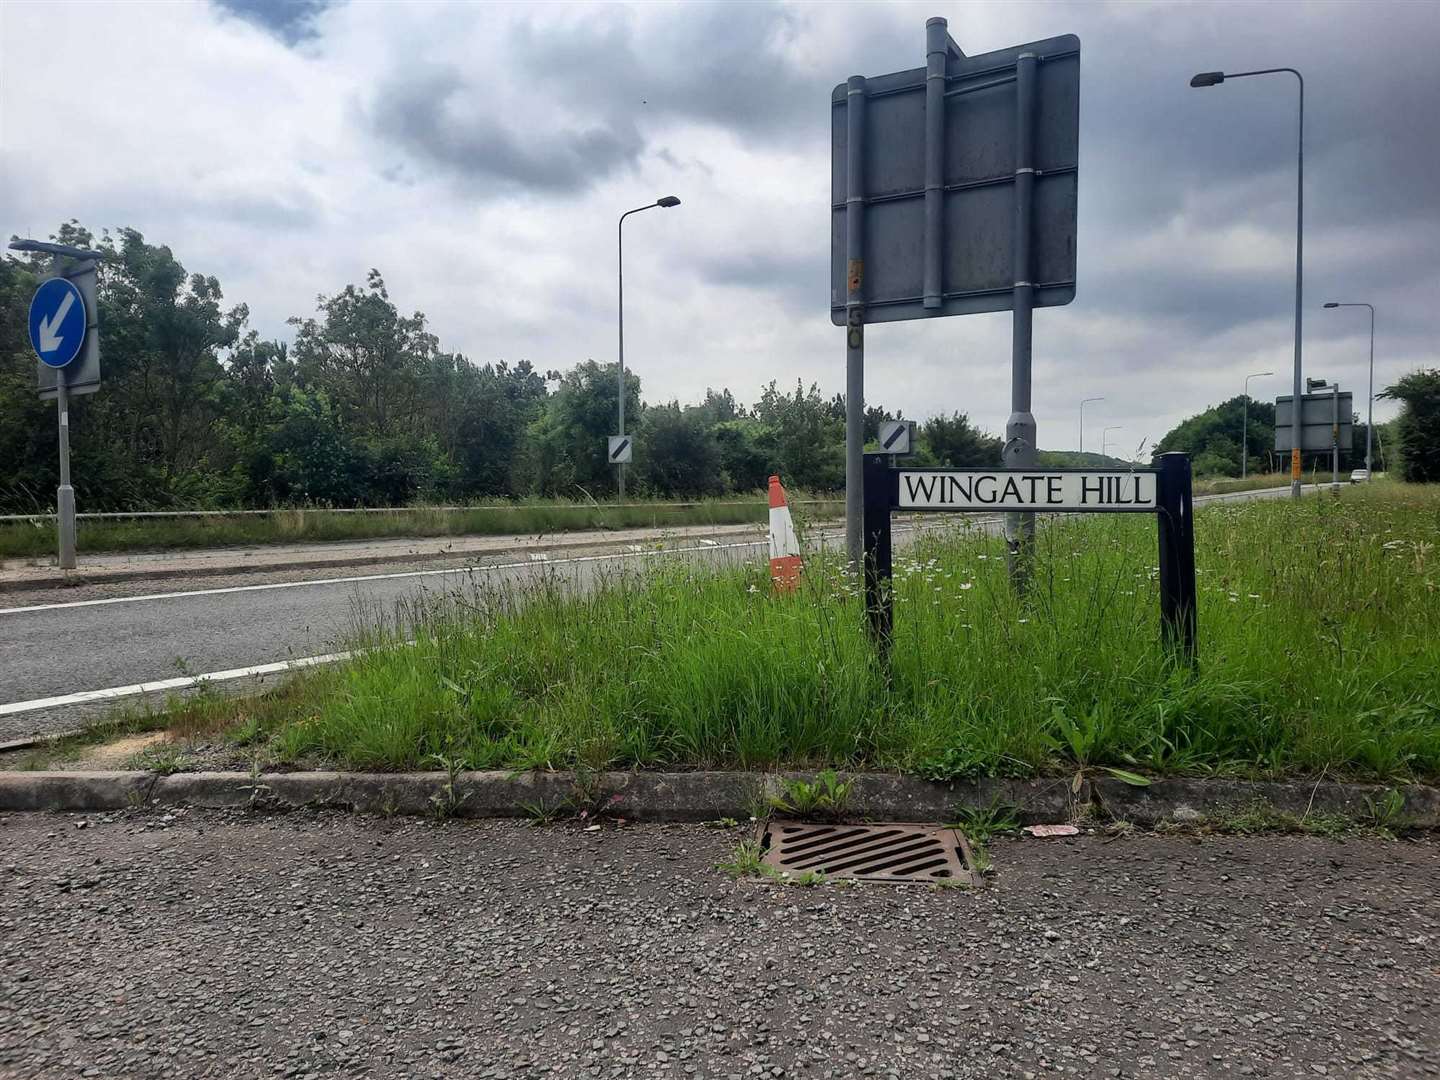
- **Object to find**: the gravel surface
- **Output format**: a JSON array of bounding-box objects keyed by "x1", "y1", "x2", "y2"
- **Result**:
[{"x1": 1, "y1": 810, "x2": 1436, "y2": 1079}]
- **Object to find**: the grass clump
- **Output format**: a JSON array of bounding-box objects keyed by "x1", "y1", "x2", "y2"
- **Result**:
[
  {"x1": 768, "y1": 770, "x2": 854, "y2": 820},
  {"x1": 113, "y1": 484, "x2": 1440, "y2": 784}
]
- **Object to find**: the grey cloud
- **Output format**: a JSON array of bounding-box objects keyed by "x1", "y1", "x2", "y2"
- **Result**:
[
  {"x1": 365, "y1": 66, "x2": 644, "y2": 193},
  {"x1": 695, "y1": 249, "x2": 823, "y2": 309},
  {"x1": 211, "y1": 0, "x2": 334, "y2": 45}
]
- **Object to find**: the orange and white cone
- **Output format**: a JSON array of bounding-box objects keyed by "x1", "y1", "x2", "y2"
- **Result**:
[{"x1": 768, "y1": 475, "x2": 803, "y2": 593}]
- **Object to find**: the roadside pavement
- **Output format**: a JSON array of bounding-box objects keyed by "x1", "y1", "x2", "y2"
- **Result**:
[{"x1": 1, "y1": 809, "x2": 1435, "y2": 1079}]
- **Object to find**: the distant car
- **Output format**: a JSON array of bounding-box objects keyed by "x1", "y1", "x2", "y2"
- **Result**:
[{"x1": 1350, "y1": 469, "x2": 1370, "y2": 484}]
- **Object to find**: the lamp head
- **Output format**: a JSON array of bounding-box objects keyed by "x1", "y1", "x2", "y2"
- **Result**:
[
  {"x1": 1323, "y1": 302, "x2": 1339, "y2": 308},
  {"x1": 657, "y1": 195, "x2": 681, "y2": 208},
  {"x1": 1190, "y1": 71, "x2": 1226, "y2": 88}
]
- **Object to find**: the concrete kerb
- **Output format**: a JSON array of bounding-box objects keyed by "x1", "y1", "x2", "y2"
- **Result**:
[{"x1": 0, "y1": 769, "x2": 1436, "y2": 829}]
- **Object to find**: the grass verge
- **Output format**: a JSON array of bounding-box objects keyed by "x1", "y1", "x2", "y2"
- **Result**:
[
  {"x1": 0, "y1": 494, "x2": 844, "y2": 559},
  {"x1": 50, "y1": 484, "x2": 1440, "y2": 784}
]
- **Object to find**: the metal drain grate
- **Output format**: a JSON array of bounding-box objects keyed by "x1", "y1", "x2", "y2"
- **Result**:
[{"x1": 760, "y1": 821, "x2": 981, "y2": 885}]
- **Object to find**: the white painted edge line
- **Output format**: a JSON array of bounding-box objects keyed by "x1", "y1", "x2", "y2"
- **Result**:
[
  {"x1": 0, "y1": 496, "x2": 1263, "y2": 620},
  {"x1": 0, "y1": 650, "x2": 354, "y2": 718},
  {"x1": 0, "y1": 539, "x2": 771, "y2": 616}
]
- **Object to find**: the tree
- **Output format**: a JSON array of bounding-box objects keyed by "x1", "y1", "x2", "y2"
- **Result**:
[
  {"x1": 920, "y1": 412, "x2": 1002, "y2": 467},
  {"x1": 1154, "y1": 396, "x2": 1277, "y2": 477},
  {"x1": 637, "y1": 403, "x2": 725, "y2": 498},
  {"x1": 289, "y1": 270, "x2": 436, "y2": 435},
  {"x1": 521, "y1": 361, "x2": 641, "y2": 496},
  {"x1": 1380, "y1": 369, "x2": 1440, "y2": 483},
  {"x1": 753, "y1": 381, "x2": 845, "y2": 490}
]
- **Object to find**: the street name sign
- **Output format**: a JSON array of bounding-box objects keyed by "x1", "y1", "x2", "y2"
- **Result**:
[
  {"x1": 607, "y1": 435, "x2": 633, "y2": 464},
  {"x1": 864, "y1": 454, "x2": 1197, "y2": 663},
  {"x1": 28, "y1": 278, "x2": 86, "y2": 368},
  {"x1": 878, "y1": 419, "x2": 914, "y2": 455},
  {"x1": 896, "y1": 470, "x2": 1156, "y2": 511}
]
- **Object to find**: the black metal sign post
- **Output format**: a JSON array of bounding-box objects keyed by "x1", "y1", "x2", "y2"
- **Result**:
[{"x1": 863, "y1": 452, "x2": 1197, "y2": 662}]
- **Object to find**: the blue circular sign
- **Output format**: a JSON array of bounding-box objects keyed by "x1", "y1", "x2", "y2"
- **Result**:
[{"x1": 28, "y1": 278, "x2": 87, "y2": 368}]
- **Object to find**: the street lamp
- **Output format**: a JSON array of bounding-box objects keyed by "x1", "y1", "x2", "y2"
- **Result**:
[
  {"x1": 1191, "y1": 66, "x2": 1305, "y2": 498},
  {"x1": 1242, "y1": 370, "x2": 1274, "y2": 479},
  {"x1": 1079, "y1": 397, "x2": 1104, "y2": 457},
  {"x1": 616, "y1": 195, "x2": 681, "y2": 499},
  {"x1": 1102, "y1": 425, "x2": 1122, "y2": 460},
  {"x1": 1323, "y1": 302, "x2": 1376, "y2": 475}
]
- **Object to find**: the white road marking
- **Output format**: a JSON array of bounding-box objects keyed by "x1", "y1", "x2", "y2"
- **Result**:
[
  {"x1": 0, "y1": 494, "x2": 1271, "y2": 620},
  {"x1": 0, "y1": 650, "x2": 354, "y2": 717},
  {"x1": 0, "y1": 539, "x2": 771, "y2": 617}
]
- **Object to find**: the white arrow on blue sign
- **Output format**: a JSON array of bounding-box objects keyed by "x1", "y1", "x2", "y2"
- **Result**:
[{"x1": 28, "y1": 278, "x2": 87, "y2": 369}]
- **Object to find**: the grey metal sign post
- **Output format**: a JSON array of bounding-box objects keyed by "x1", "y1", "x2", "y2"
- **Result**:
[
  {"x1": 12, "y1": 239, "x2": 104, "y2": 571},
  {"x1": 832, "y1": 17, "x2": 1080, "y2": 588}
]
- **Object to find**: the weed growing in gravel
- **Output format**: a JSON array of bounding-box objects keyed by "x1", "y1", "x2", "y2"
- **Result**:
[
  {"x1": 113, "y1": 485, "x2": 1440, "y2": 784},
  {"x1": 132, "y1": 743, "x2": 186, "y2": 776},
  {"x1": 718, "y1": 839, "x2": 767, "y2": 878},
  {"x1": 950, "y1": 799, "x2": 1021, "y2": 845},
  {"x1": 1173, "y1": 801, "x2": 1359, "y2": 838}
]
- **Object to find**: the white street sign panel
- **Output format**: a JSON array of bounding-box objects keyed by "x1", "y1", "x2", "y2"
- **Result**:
[
  {"x1": 878, "y1": 420, "x2": 913, "y2": 455},
  {"x1": 897, "y1": 471, "x2": 1156, "y2": 512},
  {"x1": 608, "y1": 435, "x2": 633, "y2": 464}
]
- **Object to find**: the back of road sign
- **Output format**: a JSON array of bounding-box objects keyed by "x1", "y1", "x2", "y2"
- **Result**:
[
  {"x1": 1274, "y1": 393, "x2": 1353, "y2": 453},
  {"x1": 830, "y1": 34, "x2": 1080, "y2": 325}
]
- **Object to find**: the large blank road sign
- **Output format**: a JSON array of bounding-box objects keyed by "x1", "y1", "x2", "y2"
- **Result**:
[
  {"x1": 831, "y1": 33, "x2": 1080, "y2": 325},
  {"x1": 1274, "y1": 393, "x2": 1353, "y2": 452}
]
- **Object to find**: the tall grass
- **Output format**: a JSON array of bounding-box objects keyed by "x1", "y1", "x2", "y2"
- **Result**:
[
  {"x1": 0, "y1": 495, "x2": 843, "y2": 560},
  {"x1": 194, "y1": 486, "x2": 1440, "y2": 781}
]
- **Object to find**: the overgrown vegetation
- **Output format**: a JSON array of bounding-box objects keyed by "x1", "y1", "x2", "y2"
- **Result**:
[
  {"x1": 50, "y1": 485, "x2": 1440, "y2": 783},
  {"x1": 2, "y1": 222, "x2": 1004, "y2": 515}
]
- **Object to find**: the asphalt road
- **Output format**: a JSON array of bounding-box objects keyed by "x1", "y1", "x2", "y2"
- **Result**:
[
  {"x1": 1, "y1": 810, "x2": 1435, "y2": 1079},
  {"x1": 0, "y1": 485, "x2": 1305, "y2": 742}
]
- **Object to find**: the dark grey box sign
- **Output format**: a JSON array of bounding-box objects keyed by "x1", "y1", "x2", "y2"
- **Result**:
[
  {"x1": 830, "y1": 34, "x2": 1080, "y2": 325},
  {"x1": 1274, "y1": 393, "x2": 1353, "y2": 453}
]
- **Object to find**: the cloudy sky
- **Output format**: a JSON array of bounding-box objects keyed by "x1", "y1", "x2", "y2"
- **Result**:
[{"x1": 3, "y1": 0, "x2": 1436, "y2": 455}]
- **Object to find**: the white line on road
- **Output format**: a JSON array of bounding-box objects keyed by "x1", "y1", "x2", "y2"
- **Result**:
[
  {"x1": 0, "y1": 493, "x2": 1276, "y2": 619},
  {"x1": 0, "y1": 650, "x2": 354, "y2": 717},
  {"x1": 0, "y1": 539, "x2": 774, "y2": 616}
]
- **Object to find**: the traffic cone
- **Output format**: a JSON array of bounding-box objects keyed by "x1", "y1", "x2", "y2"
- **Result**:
[{"x1": 768, "y1": 475, "x2": 803, "y2": 593}]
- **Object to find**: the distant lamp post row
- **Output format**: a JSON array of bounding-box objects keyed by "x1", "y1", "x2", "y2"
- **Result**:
[
  {"x1": 1241, "y1": 370, "x2": 1274, "y2": 479},
  {"x1": 617, "y1": 194, "x2": 682, "y2": 498},
  {"x1": 1324, "y1": 301, "x2": 1376, "y2": 474},
  {"x1": 1101, "y1": 425, "x2": 1123, "y2": 461},
  {"x1": 1191, "y1": 66, "x2": 1305, "y2": 498},
  {"x1": 1078, "y1": 396, "x2": 1104, "y2": 456}
]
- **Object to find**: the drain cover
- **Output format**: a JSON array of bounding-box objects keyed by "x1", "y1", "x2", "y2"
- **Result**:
[{"x1": 760, "y1": 821, "x2": 981, "y2": 885}]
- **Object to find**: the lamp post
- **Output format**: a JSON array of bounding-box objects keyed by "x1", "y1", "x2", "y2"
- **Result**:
[
  {"x1": 1079, "y1": 396, "x2": 1104, "y2": 457},
  {"x1": 1242, "y1": 370, "x2": 1274, "y2": 479},
  {"x1": 1102, "y1": 425, "x2": 1122, "y2": 461},
  {"x1": 1323, "y1": 302, "x2": 1375, "y2": 474},
  {"x1": 617, "y1": 195, "x2": 681, "y2": 498},
  {"x1": 1191, "y1": 67, "x2": 1304, "y2": 498}
]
